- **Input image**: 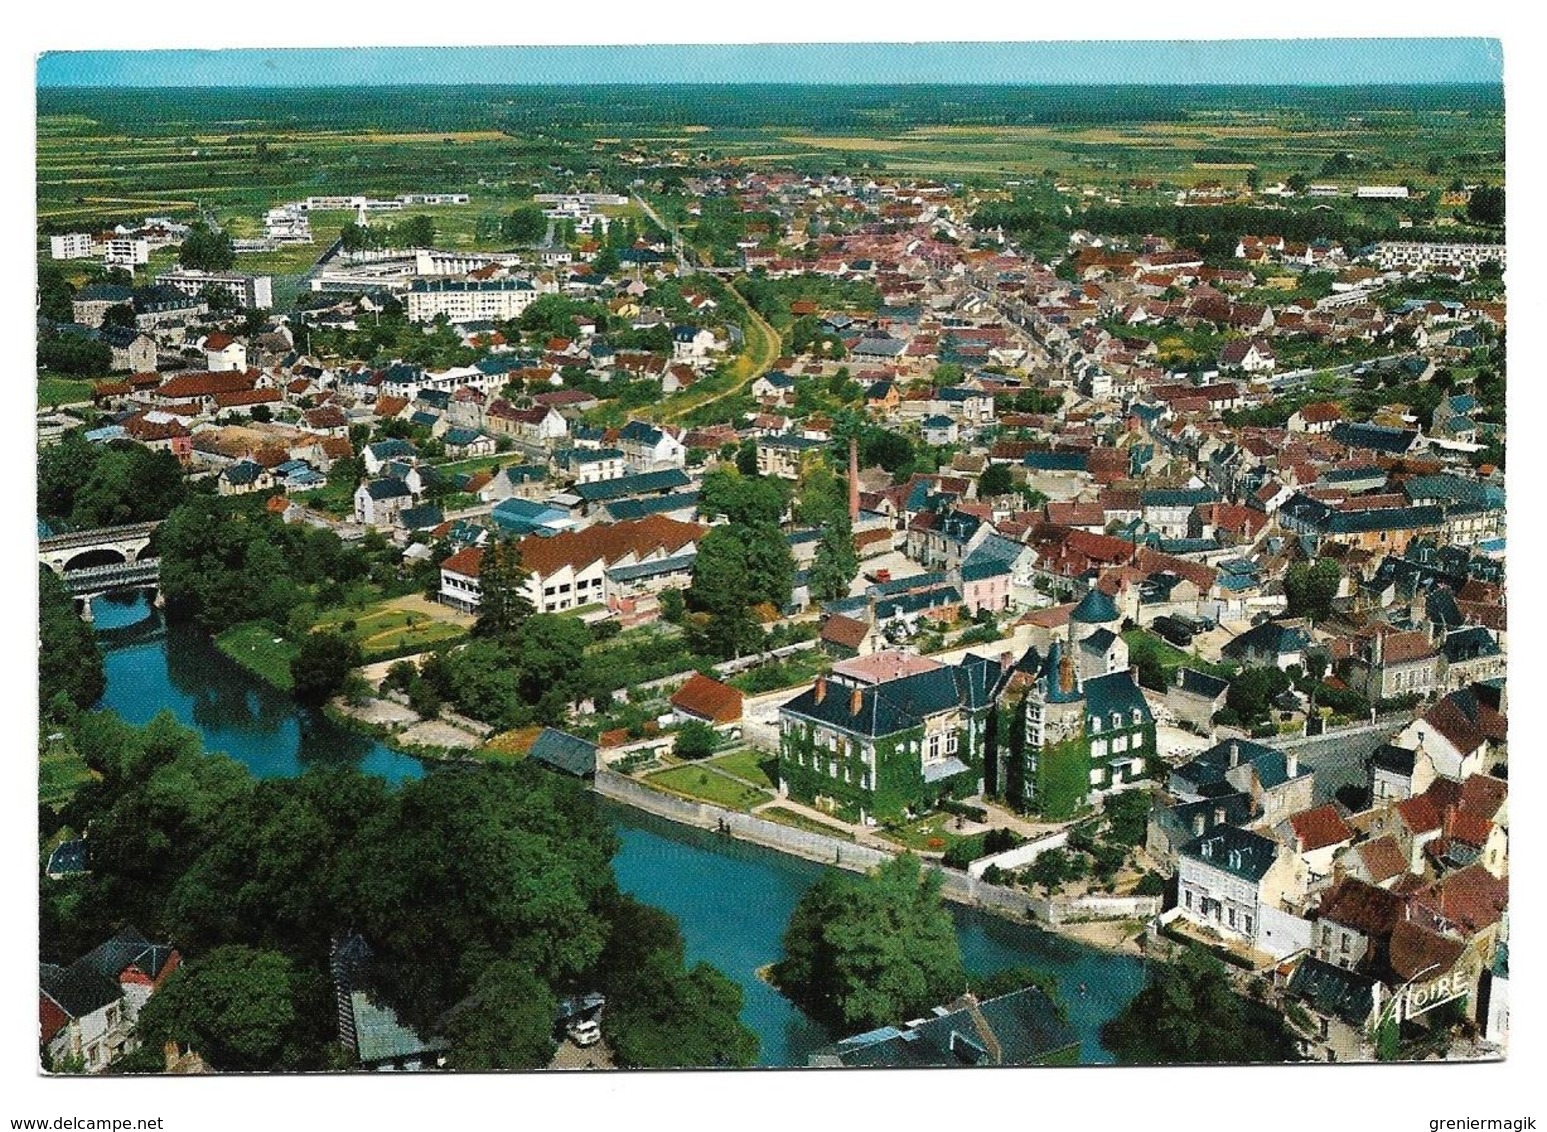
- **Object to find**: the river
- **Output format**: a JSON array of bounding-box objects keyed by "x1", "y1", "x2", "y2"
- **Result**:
[{"x1": 91, "y1": 589, "x2": 1145, "y2": 1067}]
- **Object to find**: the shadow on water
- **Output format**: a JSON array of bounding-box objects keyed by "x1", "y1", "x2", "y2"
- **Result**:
[{"x1": 91, "y1": 592, "x2": 1144, "y2": 1066}]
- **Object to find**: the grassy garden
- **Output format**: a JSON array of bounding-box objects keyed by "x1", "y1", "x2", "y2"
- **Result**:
[
  {"x1": 644, "y1": 765, "x2": 773, "y2": 811},
  {"x1": 706, "y1": 748, "x2": 778, "y2": 790},
  {"x1": 875, "y1": 811, "x2": 972, "y2": 855},
  {"x1": 758, "y1": 806, "x2": 857, "y2": 841},
  {"x1": 215, "y1": 622, "x2": 301, "y2": 691},
  {"x1": 313, "y1": 595, "x2": 470, "y2": 659}
]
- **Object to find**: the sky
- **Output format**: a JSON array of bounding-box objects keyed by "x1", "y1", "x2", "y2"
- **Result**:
[{"x1": 36, "y1": 40, "x2": 1502, "y2": 89}]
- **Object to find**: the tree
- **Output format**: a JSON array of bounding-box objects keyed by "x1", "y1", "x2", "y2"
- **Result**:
[
  {"x1": 673, "y1": 720, "x2": 717, "y2": 760},
  {"x1": 807, "y1": 520, "x2": 859, "y2": 602},
  {"x1": 501, "y1": 207, "x2": 548, "y2": 244},
  {"x1": 597, "y1": 894, "x2": 758, "y2": 1068},
  {"x1": 397, "y1": 215, "x2": 436, "y2": 248},
  {"x1": 772, "y1": 854, "x2": 965, "y2": 1031},
  {"x1": 1284, "y1": 559, "x2": 1342, "y2": 623},
  {"x1": 37, "y1": 260, "x2": 75, "y2": 322},
  {"x1": 178, "y1": 222, "x2": 235, "y2": 272},
  {"x1": 1226, "y1": 666, "x2": 1292, "y2": 724},
  {"x1": 1101, "y1": 946, "x2": 1299, "y2": 1065},
  {"x1": 39, "y1": 567, "x2": 104, "y2": 714},
  {"x1": 38, "y1": 332, "x2": 112, "y2": 377},
  {"x1": 471, "y1": 539, "x2": 534, "y2": 645},
  {"x1": 441, "y1": 961, "x2": 557, "y2": 1071},
  {"x1": 1026, "y1": 847, "x2": 1072, "y2": 894},
  {"x1": 136, "y1": 946, "x2": 321, "y2": 1072},
  {"x1": 1466, "y1": 185, "x2": 1505, "y2": 228},
  {"x1": 1103, "y1": 789, "x2": 1153, "y2": 848},
  {"x1": 978, "y1": 463, "x2": 1015, "y2": 499},
  {"x1": 289, "y1": 630, "x2": 362, "y2": 706}
]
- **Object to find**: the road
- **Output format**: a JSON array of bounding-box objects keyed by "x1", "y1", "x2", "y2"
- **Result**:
[{"x1": 1269, "y1": 719, "x2": 1403, "y2": 806}]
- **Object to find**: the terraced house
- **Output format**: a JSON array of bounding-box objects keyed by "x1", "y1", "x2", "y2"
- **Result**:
[{"x1": 777, "y1": 653, "x2": 1005, "y2": 824}]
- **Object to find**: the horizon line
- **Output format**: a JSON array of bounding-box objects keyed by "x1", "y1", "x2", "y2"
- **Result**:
[{"x1": 37, "y1": 40, "x2": 1503, "y2": 89}]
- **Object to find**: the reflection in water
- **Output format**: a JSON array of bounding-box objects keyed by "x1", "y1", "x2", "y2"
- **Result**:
[
  {"x1": 94, "y1": 593, "x2": 1145, "y2": 1066},
  {"x1": 97, "y1": 593, "x2": 425, "y2": 784}
]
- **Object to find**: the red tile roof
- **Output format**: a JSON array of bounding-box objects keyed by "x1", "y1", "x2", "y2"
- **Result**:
[
  {"x1": 669, "y1": 673, "x2": 744, "y2": 724},
  {"x1": 1289, "y1": 805, "x2": 1355, "y2": 853}
]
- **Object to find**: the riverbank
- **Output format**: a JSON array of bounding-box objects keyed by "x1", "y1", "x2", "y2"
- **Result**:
[{"x1": 593, "y1": 767, "x2": 1150, "y2": 957}]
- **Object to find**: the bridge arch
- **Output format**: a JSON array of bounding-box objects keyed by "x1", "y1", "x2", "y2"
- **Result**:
[{"x1": 63, "y1": 547, "x2": 130, "y2": 572}]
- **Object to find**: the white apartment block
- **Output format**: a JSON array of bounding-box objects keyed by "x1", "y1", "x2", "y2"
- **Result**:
[
  {"x1": 104, "y1": 237, "x2": 150, "y2": 268},
  {"x1": 1375, "y1": 241, "x2": 1505, "y2": 273},
  {"x1": 405, "y1": 278, "x2": 540, "y2": 323},
  {"x1": 1355, "y1": 185, "x2": 1411, "y2": 200},
  {"x1": 155, "y1": 270, "x2": 274, "y2": 309},
  {"x1": 50, "y1": 232, "x2": 95, "y2": 260}
]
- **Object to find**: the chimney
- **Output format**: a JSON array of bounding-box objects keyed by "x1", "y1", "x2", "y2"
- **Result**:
[
  {"x1": 1229, "y1": 741, "x2": 1241, "y2": 768},
  {"x1": 1058, "y1": 646, "x2": 1075, "y2": 696},
  {"x1": 1130, "y1": 664, "x2": 1140, "y2": 686},
  {"x1": 1287, "y1": 750, "x2": 1299, "y2": 779},
  {"x1": 1193, "y1": 812, "x2": 1206, "y2": 837},
  {"x1": 1214, "y1": 806, "x2": 1226, "y2": 827},
  {"x1": 1175, "y1": 666, "x2": 1186, "y2": 688},
  {"x1": 851, "y1": 688, "x2": 864, "y2": 716},
  {"x1": 814, "y1": 676, "x2": 827, "y2": 704},
  {"x1": 848, "y1": 436, "x2": 861, "y2": 525}
]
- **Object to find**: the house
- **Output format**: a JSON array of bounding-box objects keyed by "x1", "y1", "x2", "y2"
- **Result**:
[
  {"x1": 362, "y1": 438, "x2": 419, "y2": 475},
  {"x1": 617, "y1": 420, "x2": 687, "y2": 471},
  {"x1": 809, "y1": 986, "x2": 1079, "y2": 1068},
  {"x1": 1311, "y1": 877, "x2": 1408, "y2": 972},
  {"x1": 1222, "y1": 620, "x2": 1311, "y2": 670},
  {"x1": 99, "y1": 324, "x2": 157, "y2": 373},
  {"x1": 1390, "y1": 682, "x2": 1507, "y2": 786},
  {"x1": 922, "y1": 415, "x2": 959, "y2": 446},
  {"x1": 777, "y1": 653, "x2": 1007, "y2": 824},
  {"x1": 40, "y1": 928, "x2": 180, "y2": 1072},
  {"x1": 1282, "y1": 956, "x2": 1379, "y2": 1062},
  {"x1": 355, "y1": 477, "x2": 415, "y2": 528},
  {"x1": 1170, "y1": 739, "x2": 1315, "y2": 827},
  {"x1": 751, "y1": 371, "x2": 797, "y2": 404},
  {"x1": 1288, "y1": 402, "x2": 1344, "y2": 434},
  {"x1": 1278, "y1": 804, "x2": 1356, "y2": 888},
  {"x1": 202, "y1": 332, "x2": 248, "y2": 372},
  {"x1": 1341, "y1": 626, "x2": 1439, "y2": 703},
  {"x1": 669, "y1": 673, "x2": 744, "y2": 729},
  {"x1": 820, "y1": 613, "x2": 881, "y2": 658},
  {"x1": 485, "y1": 402, "x2": 569, "y2": 446},
  {"x1": 1176, "y1": 824, "x2": 1304, "y2": 948},
  {"x1": 1218, "y1": 338, "x2": 1276, "y2": 373},
  {"x1": 218, "y1": 459, "x2": 275, "y2": 497},
  {"x1": 552, "y1": 446, "x2": 627, "y2": 485},
  {"x1": 996, "y1": 643, "x2": 1156, "y2": 814},
  {"x1": 756, "y1": 434, "x2": 828, "y2": 480},
  {"x1": 1165, "y1": 667, "x2": 1230, "y2": 735},
  {"x1": 70, "y1": 282, "x2": 133, "y2": 327}
]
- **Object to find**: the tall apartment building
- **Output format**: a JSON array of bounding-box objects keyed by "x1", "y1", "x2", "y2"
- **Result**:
[{"x1": 404, "y1": 278, "x2": 539, "y2": 323}]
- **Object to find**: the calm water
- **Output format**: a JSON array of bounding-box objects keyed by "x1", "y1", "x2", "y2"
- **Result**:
[{"x1": 92, "y1": 589, "x2": 1144, "y2": 1066}]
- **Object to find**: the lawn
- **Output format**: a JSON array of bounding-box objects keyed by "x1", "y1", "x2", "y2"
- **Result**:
[
  {"x1": 40, "y1": 735, "x2": 96, "y2": 809},
  {"x1": 875, "y1": 811, "x2": 971, "y2": 854},
  {"x1": 215, "y1": 622, "x2": 300, "y2": 690},
  {"x1": 645, "y1": 765, "x2": 772, "y2": 812},
  {"x1": 315, "y1": 595, "x2": 471, "y2": 659},
  {"x1": 39, "y1": 374, "x2": 98, "y2": 408},
  {"x1": 758, "y1": 806, "x2": 856, "y2": 842},
  {"x1": 707, "y1": 748, "x2": 778, "y2": 790}
]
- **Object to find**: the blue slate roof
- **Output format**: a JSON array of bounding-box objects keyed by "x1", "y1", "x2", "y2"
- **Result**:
[
  {"x1": 1179, "y1": 823, "x2": 1280, "y2": 882},
  {"x1": 571, "y1": 467, "x2": 691, "y2": 503},
  {"x1": 528, "y1": 728, "x2": 598, "y2": 777},
  {"x1": 1023, "y1": 450, "x2": 1089, "y2": 472},
  {"x1": 816, "y1": 985, "x2": 1078, "y2": 1068},
  {"x1": 782, "y1": 655, "x2": 1004, "y2": 740}
]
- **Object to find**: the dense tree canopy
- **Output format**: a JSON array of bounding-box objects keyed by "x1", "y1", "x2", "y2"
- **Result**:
[
  {"x1": 1101, "y1": 946, "x2": 1299, "y2": 1064},
  {"x1": 178, "y1": 222, "x2": 235, "y2": 272},
  {"x1": 772, "y1": 854, "x2": 965, "y2": 1032},
  {"x1": 39, "y1": 566, "x2": 104, "y2": 716},
  {"x1": 289, "y1": 630, "x2": 362, "y2": 706},
  {"x1": 43, "y1": 714, "x2": 753, "y2": 1072},
  {"x1": 1284, "y1": 559, "x2": 1342, "y2": 622},
  {"x1": 38, "y1": 434, "x2": 188, "y2": 528}
]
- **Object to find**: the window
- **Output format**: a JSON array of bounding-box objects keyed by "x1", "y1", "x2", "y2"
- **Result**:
[
  {"x1": 1244, "y1": 914, "x2": 1253, "y2": 935},
  {"x1": 1322, "y1": 926, "x2": 1332, "y2": 946},
  {"x1": 1341, "y1": 932, "x2": 1351, "y2": 953},
  {"x1": 928, "y1": 735, "x2": 941, "y2": 760},
  {"x1": 1228, "y1": 907, "x2": 1237, "y2": 929},
  {"x1": 1111, "y1": 734, "x2": 1128, "y2": 754},
  {"x1": 1090, "y1": 716, "x2": 1102, "y2": 734},
  {"x1": 1091, "y1": 739, "x2": 1108, "y2": 758},
  {"x1": 945, "y1": 732, "x2": 959, "y2": 755},
  {"x1": 1111, "y1": 712, "x2": 1122, "y2": 730},
  {"x1": 1185, "y1": 889, "x2": 1193, "y2": 909}
]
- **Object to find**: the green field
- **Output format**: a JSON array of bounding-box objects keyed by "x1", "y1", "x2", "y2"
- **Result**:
[
  {"x1": 40, "y1": 735, "x2": 95, "y2": 809},
  {"x1": 215, "y1": 622, "x2": 300, "y2": 690},
  {"x1": 38, "y1": 374, "x2": 98, "y2": 408},
  {"x1": 876, "y1": 811, "x2": 970, "y2": 854},
  {"x1": 314, "y1": 595, "x2": 471, "y2": 659},
  {"x1": 707, "y1": 748, "x2": 778, "y2": 790},
  {"x1": 645, "y1": 765, "x2": 773, "y2": 811}
]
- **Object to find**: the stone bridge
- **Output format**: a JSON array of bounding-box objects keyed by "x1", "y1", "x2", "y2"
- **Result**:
[{"x1": 39, "y1": 522, "x2": 158, "y2": 575}]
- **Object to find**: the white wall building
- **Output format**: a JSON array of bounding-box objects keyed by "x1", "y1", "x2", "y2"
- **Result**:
[
  {"x1": 49, "y1": 232, "x2": 95, "y2": 260},
  {"x1": 405, "y1": 278, "x2": 541, "y2": 323}
]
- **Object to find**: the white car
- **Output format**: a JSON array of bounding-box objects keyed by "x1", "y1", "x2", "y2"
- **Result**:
[{"x1": 567, "y1": 1019, "x2": 602, "y2": 1048}]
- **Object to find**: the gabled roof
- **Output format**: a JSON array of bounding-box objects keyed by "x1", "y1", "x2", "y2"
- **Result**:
[
  {"x1": 1288, "y1": 805, "x2": 1355, "y2": 853},
  {"x1": 669, "y1": 673, "x2": 743, "y2": 724},
  {"x1": 528, "y1": 728, "x2": 598, "y2": 777},
  {"x1": 1179, "y1": 823, "x2": 1280, "y2": 882},
  {"x1": 1285, "y1": 956, "x2": 1376, "y2": 1026},
  {"x1": 1317, "y1": 877, "x2": 1407, "y2": 938}
]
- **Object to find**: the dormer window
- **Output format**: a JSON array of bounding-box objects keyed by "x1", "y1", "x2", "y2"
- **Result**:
[
  {"x1": 1090, "y1": 717, "x2": 1102, "y2": 733},
  {"x1": 1111, "y1": 712, "x2": 1122, "y2": 730}
]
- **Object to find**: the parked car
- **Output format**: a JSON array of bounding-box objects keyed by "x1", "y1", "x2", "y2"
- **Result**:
[
  {"x1": 1152, "y1": 616, "x2": 1195, "y2": 648},
  {"x1": 567, "y1": 1018, "x2": 602, "y2": 1047}
]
